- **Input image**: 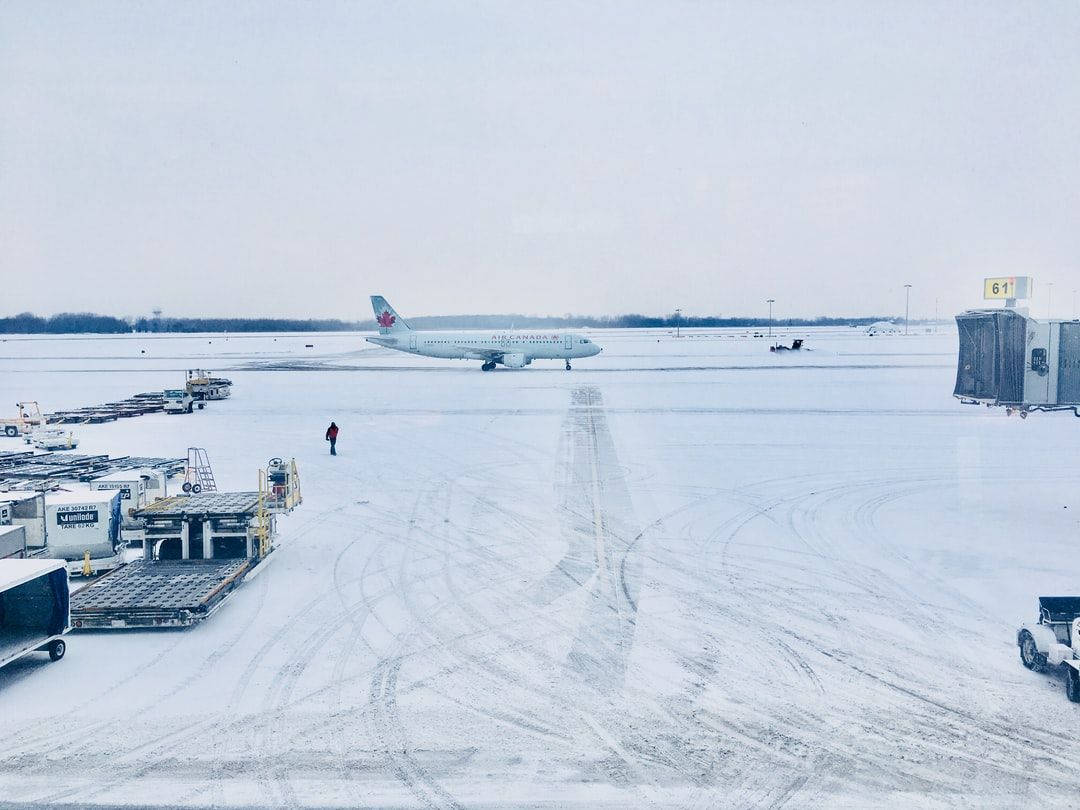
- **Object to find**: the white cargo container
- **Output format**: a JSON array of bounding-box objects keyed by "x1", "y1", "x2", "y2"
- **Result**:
[
  {"x1": 0, "y1": 525, "x2": 26, "y2": 559},
  {"x1": 43, "y1": 490, "x2": 123, "y2": 576},
  {"x1": 0, "y1": 492, "x2": 47, "y2": 551},
  {"x1": 89, "y1": 469, "x2": 168, "y2": 516}
]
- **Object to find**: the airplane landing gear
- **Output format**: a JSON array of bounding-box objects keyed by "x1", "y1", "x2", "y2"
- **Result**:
[
  {"x1": 565, "y1": 361, "x2": 572, "y2": 370},
  {"x1": 481, "y1": 361, "x2": 496, "y2": 371}
]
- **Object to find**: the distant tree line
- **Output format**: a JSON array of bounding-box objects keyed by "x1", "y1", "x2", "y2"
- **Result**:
[
  {"x1": 0, "y1": 311, "x2": 926, "y2": 335},
  {"x1": 0, "y1": 312, "x2": 131, "y2": 334},
  {"x1": 410, "y1": 314, "x2": 906, "y2": 330},
  {"x1": 131, "y1": 316, "x2": 363, "y2": 333}
]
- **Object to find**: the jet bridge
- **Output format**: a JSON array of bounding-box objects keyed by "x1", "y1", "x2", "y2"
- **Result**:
[{"x1": 955, "y1": 309, "x2": 1080, "y2": 416}]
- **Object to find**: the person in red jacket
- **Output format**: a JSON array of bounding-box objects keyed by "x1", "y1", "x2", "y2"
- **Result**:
[{"x1": 325, "y1": 421, "x2": 339, "y2": 455}]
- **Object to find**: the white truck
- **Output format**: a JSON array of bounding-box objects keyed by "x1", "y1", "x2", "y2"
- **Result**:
[
  {"x1": 43, "y1": 490, "x2": 125, "y2": 576},
  {"x1": 1018, "y1": 597, "x2": 1080, "y2": 701},
  {"x1": 163, "y1": 389, "x2": 195, "y2": 414},
  {"x1": 0, "y1": 559, "x2": 69, "y2": 670}
]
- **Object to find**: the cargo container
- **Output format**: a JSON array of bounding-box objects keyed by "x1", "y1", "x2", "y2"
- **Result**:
[
  {"x1": 43, "y1": 490, "x2": 123, "y2": 576},
  {"x1": 0, "y1": 492, "x2": 46, "y2": 551},
  {"x1": 0, "y1": 525, "x2": 26, "y2": 560},
  {"x1": 89, "y1": 469, "x2": 168, "y2": 516}
]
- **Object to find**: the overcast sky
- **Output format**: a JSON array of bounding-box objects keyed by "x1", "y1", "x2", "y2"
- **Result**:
[{"x1": 2, "y1": 2, "x2": 1078, "y2": 321}]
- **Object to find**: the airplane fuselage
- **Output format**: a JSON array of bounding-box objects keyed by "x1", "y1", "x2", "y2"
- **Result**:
[{"x1": 367, "y1": 330, "x2": 601, "y2": 366}]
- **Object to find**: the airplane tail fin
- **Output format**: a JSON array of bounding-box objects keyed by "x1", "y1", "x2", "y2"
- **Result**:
[{"x1": 370, "y1": 295, "x2": 412, "y2": 333}]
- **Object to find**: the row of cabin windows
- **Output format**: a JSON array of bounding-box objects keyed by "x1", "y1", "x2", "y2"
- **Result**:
[{"x1": 421, "y1": 339, "x2": 563, "y2": 344}]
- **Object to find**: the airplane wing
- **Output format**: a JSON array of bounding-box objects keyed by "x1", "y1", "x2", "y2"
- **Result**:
[{"x1": 452, "y1": 343, "x2": 506, "y2": 360}]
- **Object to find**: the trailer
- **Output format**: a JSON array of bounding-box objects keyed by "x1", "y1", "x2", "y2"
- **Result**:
[
  {"x1": 70, "y1": 558, "x2": 254, "y2": 629},
  {"x1": 0, "y1": 559, "x2": 69, "y2": 670},
  {"x1": 70, "y1": 491, "x2": 274, "y2": 629},
  {"x1": 955, "y1": 309, "x2": 1080, "y2": 417},
  {"x1": 1018, "y1": 597, "x2": 1080, "y2": 702},
  {"x1": 0, "y1": 453, "x2": 184, "y2": 493}
]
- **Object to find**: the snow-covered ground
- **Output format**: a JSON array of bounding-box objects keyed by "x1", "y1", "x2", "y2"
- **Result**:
[{"x1": 2, "y1": 326, "x2": 1080, "y2": 808}]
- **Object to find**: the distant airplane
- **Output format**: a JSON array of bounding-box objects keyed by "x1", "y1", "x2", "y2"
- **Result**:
[{"x1": 365, "y1": 296, "x2": 602, "y2": 371}]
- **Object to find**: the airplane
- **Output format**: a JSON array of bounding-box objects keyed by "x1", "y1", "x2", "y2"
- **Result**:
[{"x1": 365, "y1": 296, "x2": 602, "y2": 371}]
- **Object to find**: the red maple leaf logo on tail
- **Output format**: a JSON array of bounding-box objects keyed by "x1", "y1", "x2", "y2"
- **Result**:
[{"x1": 377, "y1": 310, "x2": 396, "y2": 328}]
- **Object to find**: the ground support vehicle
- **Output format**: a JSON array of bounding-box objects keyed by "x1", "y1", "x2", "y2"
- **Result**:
[
  {"x1": 262, "y1": 458, "x2": 302, "y2": 513},
  {"x1": 185, "y1": 369, "x2": 232, "y2": 401},
  {"x1": 1018, "y1": 597, "x2": 1080, "y2": 701},
  {"x1": 69, "y1": 557, "x2": 254, "y2": 629},
  {"x1": 71, "y1": 491, "x2": 274, "y2": 628},
  {"x1": 0, "y1": 402, "x2": 46, "y2": 438},
  {"x1": 25, "y1": 428, "x2": 78, "y2": 451},
  {"x1": 0, "y1": 559, "x2": 69, "y2": 669},
  {"x1": 163, "y1": 389, "x2": 200, "y2": 414},
  {"x1": 129, "y1": 491, "x2": 271, "y2": 561}
]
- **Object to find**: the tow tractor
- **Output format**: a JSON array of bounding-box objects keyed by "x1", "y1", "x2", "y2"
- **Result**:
[
  {"x1": 0, "y1": 402, "x2": 46, "y2": 437},
  {"x1": 1018, "y1": 597, "x2": 1080, "y2": 702},
  {"x1": 186, "y1": 369, "x2": 232, "y2": 401}
]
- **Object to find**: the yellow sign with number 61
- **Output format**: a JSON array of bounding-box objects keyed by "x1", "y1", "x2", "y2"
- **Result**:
[{"x1": 984, "y1": 276, "x2": 1032, "y2": 300}]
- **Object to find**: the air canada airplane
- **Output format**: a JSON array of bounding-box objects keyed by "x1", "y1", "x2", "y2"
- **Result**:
[{"x1": 365, "y1": 296, "x2": 602, "y2": 371}]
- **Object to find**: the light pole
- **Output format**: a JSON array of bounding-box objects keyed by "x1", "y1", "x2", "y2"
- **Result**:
[
  {"x1": 1047, "y1": 283, "x2": 1054, "y2": 320},
  {"x1": 766, "y1": 299, "x2": 775, "y2": 338},
  {"x1": 1073, "y1": 289, "x2": 1078, "y2": 319},
  {"x1": 904, "y1": 284, "x2": 912, "y2": 335},
  {"x1": 674, "y1": 308, "x2": 682, "y2": 338}
]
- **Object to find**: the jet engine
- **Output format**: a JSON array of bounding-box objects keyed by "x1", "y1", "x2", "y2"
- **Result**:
[{"x1": 500, "y1": 353, "x2": 529, "y2": 368}]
